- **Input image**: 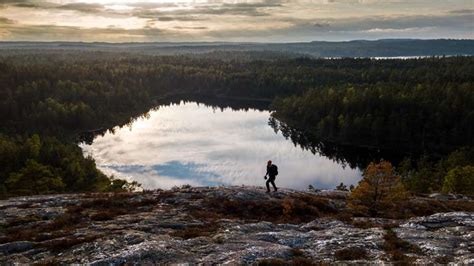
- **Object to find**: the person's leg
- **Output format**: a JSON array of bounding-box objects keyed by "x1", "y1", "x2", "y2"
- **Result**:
[
  {"x1": 270, "y1": 179, "x2": 277, "y2": 191},
  {"x1": 266, "y1": 179, "x2": 271, "y2": 192}
]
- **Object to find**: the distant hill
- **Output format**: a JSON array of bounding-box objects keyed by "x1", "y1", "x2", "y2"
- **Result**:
[{"x1": 0, "y1": 39, "x2": 473, "y2": 58}]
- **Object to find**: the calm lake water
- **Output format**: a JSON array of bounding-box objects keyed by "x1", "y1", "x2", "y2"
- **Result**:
[{"x1": 81, "y1": 101, "x2": 362, "y2": 190}]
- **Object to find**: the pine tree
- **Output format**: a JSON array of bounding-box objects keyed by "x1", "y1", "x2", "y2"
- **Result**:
[{"x1": 349, "y1": 161, "x2": 408, "y2": 216}]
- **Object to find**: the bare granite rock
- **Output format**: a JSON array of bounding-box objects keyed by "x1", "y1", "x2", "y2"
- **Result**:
[
  {"x1": 0, "y1": 186, "x2": 472, "y2": 264},
  {"x1": 396, "y1": 212, "x2": 474, "y2": 264}
]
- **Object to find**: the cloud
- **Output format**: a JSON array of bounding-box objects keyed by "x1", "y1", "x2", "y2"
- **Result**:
[
  {"x1": 0, "y1": 0, "x2": 472, "y2": 42},
  {"x1": 6, "y1": 0, "x2": 125, "y2": 18},
  {"x1": 0, "y1": 0, "x2": 29, "y2": 4},
  {"x1": 131, "y1": 2, "x2": 280, "y2": 21},
  {"x1": 12, "y1": 3, "x2": 42, "y2": 8},
  {"x1": 188, "y1": 3, "x2": 277, "y2": 17},
  {"x1": 11, "y1": 1, "x2": 56, "y2": 9},
  {"x1": 0, "y1": 16, "x2": 15, "y2": 24},
  {"x1": 173, "y1": 26, "x2": 208, "y2": 30},
  {"x1": 270, "y1": 13, "x2": 474, "y2": 40},
  {"x1": 56, "y1": 3, "x2": 104, "y2": 13},
  {"x1": 314, "y1": 22, "x2": 330, "y2": 28},
  {"x1": 127, "y1": 2, "x2": 179, "y2": 9},
  {"x1": 1, "y1": 11, "x2": 472, "y2": 42},
  {"x1": 105, "y1": 161, "x2": 224, "y2": 187},
  {"x1": 448, "y1": 9, "x2": 474, "y2": 14},
  {"x1": 156, "y1": 16, "x2": 203, "y2": 22},
  {"x1": 0, "y1": 23, "x2": 170, "y2": 42}
]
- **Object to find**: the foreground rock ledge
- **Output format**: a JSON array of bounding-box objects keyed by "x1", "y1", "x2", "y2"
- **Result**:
[{"x1": 0, "y1": 186, "x2": 472, "y2": 264}]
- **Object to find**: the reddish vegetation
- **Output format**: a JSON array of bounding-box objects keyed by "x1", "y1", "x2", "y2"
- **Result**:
[
  {"x1": 191, "y1": 194, "x2": 337, "y2": 224},
  {"x1": 257, "y1": 258, "x2": 326, "y2": 266},
  {"x1": 170, "y1": 223, "x2": 220, "y2": 239},
  {"x1": 1, "y1": 187, "x2": 472, "y2": 261},
  {"x1": 334, "y1": 247, "x2": 369, "y2": 261},
  {"x1": 382, "y1": 229, "x2": 422, "y2": 263},
  {"x1": 0, "y1": 192, "x2": 161, "y2": 249}
]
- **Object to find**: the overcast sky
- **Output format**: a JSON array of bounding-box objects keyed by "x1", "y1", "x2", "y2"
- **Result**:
[{"x1": 0, "y1": 0, "x2": 472, "y2": 42}]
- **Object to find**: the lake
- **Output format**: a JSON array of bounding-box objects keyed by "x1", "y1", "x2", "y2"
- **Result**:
[{"x1": 80, "y1": 100, "x2": 362, "y2": 190}]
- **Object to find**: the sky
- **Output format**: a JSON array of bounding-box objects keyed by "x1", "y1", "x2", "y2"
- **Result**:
[{"x1": 0, "y1": 0, "x2": 472, "y2": 42}]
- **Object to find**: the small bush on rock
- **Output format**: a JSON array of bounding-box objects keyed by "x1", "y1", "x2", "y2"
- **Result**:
[
  {"x1": 334, "y1": 247, "x2": 368, "y2": 260},
  {"x1": 442, "y1": 166, "x2": 474, "y2": 195},
  {"x1": 349, "y1": 161, "x2": 408, "y2": 217}
]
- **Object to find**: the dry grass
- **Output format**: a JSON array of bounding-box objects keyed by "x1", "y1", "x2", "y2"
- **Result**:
[
  {"x1": 402, "y1": 199, "x2": 474, "y2": 217},
  {"x1": 0, "y1": 192, "x2": 161, "y2": 251},
  {"x1": 290, "y1": 248, "x2": 305, "y2": 257},
  {"x1": 4, "y1": 214, "x2": 42, "y2": 227},
  {"x1": 0, "y1": 206, "x2": 86, "y2": 244},
  {"x1": 191, "y1": 194, "x2": 337, "y2": 224},
  {"x1": 334, "y1": 247, "x2": 368, "y2": 261},
  {"x1": 347, "y1": 196, "x2": 474, "y2": 220},
  {"x1": 0, "y1": 202, "x2": 32, "y2": 210},
  {"x1": 350, "y1": 220, "x2": 377, "y2": 229},
  {"x1": 434, "y1": 256, "x2": 453, "y2": 264},
  {"x1": 257, "y1": 259, "x2": 288, "y2": 266},
  {"x1": 383, "y1": 229, "x2": 421, "y2": 264},
  {"x1": 333, "y1": 212, "x2": 353, "y2": 223},
  {"x1": 256, "y1": 258, "x2": 326, "y2": 266},
  {"x1": 170, "y1": 223, "x2": 220, "y2": 239},
  {"x1": 90, "y1": 209, "x2": 128, "y2": 221},
  {"x1": 39, "y1": 235, "x2": 102, "y2": 252}
]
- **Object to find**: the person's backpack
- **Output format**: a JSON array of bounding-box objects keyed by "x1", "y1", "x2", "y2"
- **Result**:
[{"x1": 271, "y1": 164, "x2": 278, "y2": 176}]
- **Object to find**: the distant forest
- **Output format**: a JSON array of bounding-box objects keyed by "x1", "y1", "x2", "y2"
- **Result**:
[
  {"x1": 1, "y1": 39, "x2": 473, "y2": 58},
  {"x1": 0, "y1": 51, "x2": 472, "y2": 197}
]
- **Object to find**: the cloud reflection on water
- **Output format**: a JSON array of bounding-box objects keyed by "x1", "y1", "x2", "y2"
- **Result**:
[{"x1": 81, "y1": 101, "x2": 362, "y2": 190}]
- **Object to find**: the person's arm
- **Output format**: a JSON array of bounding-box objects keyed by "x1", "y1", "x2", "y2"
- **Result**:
[{"x1": 264, "y1": 166, "x2": 269, "y2": 178}]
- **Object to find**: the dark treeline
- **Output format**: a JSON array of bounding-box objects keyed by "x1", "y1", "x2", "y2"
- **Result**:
[
  {"x1": 0, "y1": 134, "x2": 111, "y2": 196},
  {"x1": 268, "y1": 117, "x2": 403, "y2": 170},
  {"x1": 269, "y1": 118, "x2": 474, "y2": 194},
  {"x1": 2, "y1": 52, "x2": 473, "y2": 135},
  {"x1": 271, "y1": 82, "x2": 473, "y2": 153},
  {"x1": 0, "y1": 51, "x2": 473, "y2": 196},
  {"x1": 1, "y1": 39, "x2": 473, "y2": 57},
  {"x1": 269, "y1": 58, "x2": 473, "y2": 194}
]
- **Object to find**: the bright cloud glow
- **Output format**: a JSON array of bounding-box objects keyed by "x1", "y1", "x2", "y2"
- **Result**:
[{"x1": 0, "y1": 0, "x2": 471, "y2": 42}]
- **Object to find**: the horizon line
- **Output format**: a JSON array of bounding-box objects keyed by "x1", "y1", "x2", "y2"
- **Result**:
[{"x1": 0, "y1": 38, "x2": 473, "y2": 45}]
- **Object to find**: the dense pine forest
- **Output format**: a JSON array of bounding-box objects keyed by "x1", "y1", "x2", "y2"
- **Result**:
[{"x1": 0, "y1": 51, "x2": 473, "y2": 197}]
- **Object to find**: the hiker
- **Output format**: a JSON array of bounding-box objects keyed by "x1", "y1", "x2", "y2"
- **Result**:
[{"x1": 264, "y1": 160, "x2": 278, "y2": 192}]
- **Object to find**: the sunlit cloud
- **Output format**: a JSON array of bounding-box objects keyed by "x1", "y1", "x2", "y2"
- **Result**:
[
  {"x1": 81, "y1": 102, "x2": 362, "y2": 190},
  {"x1": 0, "y1": 0, "x2": 472, "y2": 42}
]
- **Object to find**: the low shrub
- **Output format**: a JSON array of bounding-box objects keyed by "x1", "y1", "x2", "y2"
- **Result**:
[
  {"x1": 290, "y1": 248, "x2": 305, "y2": 258},
  {"x1": 39, "y1": 235, "x2": 101, "y2": 252},
  {"x1": 257, "y1": 258, "x2": 323, "y2": 266},
  {"x1": 5, "y1": 214, "x2": 42, "y2": 227},
  {"x1": 442, "y1": 166, "x2": 474, "y2": 195},
  {"x1": 383, "y1": 229, "x2": 421, "y2": 263},
  {"x1": 257, "y1": 259, "x2": 288, "y2": 266},
  {"x1": 170, "y1": 224, "x2": 219, "y2": 239},
  {"x1": 334, "y1": 247, "x2": 368, "y2": 260},
  {"x1": 90, "y1": 209, "x2": 127, "y2": 221},
  {"x1": 193, "y1": 194, "x2": 336, "y2": 224}
]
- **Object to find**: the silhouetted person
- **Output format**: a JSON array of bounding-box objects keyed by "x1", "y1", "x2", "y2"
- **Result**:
[{"x1": 264, "y1": 160, "x2": 278, "y2": 192}]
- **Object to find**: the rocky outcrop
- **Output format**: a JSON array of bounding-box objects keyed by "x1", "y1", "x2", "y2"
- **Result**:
[
  {"x1": 0, "y1": 186, "x2": 472, "y2": 264},
  {"x1": 396, "y1": 212, "x2": 474, "y2": 264}
]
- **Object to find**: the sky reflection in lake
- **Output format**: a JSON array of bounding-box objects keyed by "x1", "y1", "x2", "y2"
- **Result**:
[{"x1": 81, "y1": 101, "x2": 362, "y2": 190}]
